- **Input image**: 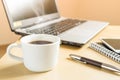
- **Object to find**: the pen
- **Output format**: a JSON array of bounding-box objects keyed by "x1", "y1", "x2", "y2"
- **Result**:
[{"x1": 69, "y1": 54, "x2": 120, "y2": 73}]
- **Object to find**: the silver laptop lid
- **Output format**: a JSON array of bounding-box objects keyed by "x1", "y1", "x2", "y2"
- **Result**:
[{"x1": 3, "y1": 0, "x2": 60, "y2": 30}]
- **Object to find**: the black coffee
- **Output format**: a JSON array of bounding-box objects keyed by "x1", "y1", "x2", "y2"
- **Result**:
[{"x1": 29, "y1": 40, "x2": 53, "y2": 45}]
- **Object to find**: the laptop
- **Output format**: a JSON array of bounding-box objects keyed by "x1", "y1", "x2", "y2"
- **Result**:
[{"x1": 2, "y1": 0, "x2": 109, "y2": 47}]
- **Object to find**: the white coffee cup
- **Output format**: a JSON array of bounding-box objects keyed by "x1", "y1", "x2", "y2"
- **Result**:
[{"x1": 7, "y1": 34, "x2": 61, "y2": 72}]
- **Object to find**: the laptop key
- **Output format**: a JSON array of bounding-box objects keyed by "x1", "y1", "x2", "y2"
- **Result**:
[{"x1": 26, "y1": 19, "x2": 86, "y2": 35}]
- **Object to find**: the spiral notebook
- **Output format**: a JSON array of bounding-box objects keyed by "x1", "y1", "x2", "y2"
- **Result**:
[{"x1": 89, "y1": 42, "x2": 120, "y2": 63}]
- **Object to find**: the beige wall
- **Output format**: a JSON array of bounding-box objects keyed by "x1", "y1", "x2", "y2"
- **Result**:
[
  {"x1": 58, "y1": 0, "x2": 120, "y2": 25},
  {"x1": 0, "y1": 0, "x2": 20, "y2": 45},
  {"x1": 0, "y1": 0, "x2": 120, "y2": 45}
]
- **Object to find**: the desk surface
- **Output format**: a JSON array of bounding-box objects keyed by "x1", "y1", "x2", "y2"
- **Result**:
[{"x1": 0, "y1": 25, "x2": 120, "y2": 80}]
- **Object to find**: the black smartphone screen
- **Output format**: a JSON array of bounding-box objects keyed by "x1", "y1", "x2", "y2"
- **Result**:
[
  {"x1": 102, "y1": 39, "x2": 120, "y2": 50},
  {"x1": 101, "y1": 39, "x2": 120, "y2": 53}
]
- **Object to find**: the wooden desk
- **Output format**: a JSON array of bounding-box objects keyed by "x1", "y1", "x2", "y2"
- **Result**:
[
  {"x1": 0, "y1": 44, "x2": 8, "y2": 58},
  {"x1": 0, "y1": 25, "x2": 120, "y2": 80}
]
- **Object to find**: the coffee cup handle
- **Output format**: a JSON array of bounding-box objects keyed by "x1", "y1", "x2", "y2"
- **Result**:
[{"x1": 7, "y1": 43, "x2": 23, "y2": 61}]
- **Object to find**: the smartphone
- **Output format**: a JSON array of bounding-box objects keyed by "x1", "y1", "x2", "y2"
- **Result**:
[{"x1": 101, "y1": 38, "x2": 120, "y2": 53}]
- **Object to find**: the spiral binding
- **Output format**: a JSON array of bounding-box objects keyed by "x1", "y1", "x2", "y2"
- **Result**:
[{"x1": 89, "y1": 42, "x2": 120, "y2": 63}]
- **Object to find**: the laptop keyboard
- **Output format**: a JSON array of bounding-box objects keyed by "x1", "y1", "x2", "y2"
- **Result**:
[{"x1": 26, "y1": 19, "x2": 86, "y2": 35}]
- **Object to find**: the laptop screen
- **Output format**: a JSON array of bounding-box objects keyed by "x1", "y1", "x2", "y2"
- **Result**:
[{"x1": 3, "y1": 0, "x2": 59, "y2": 30}]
